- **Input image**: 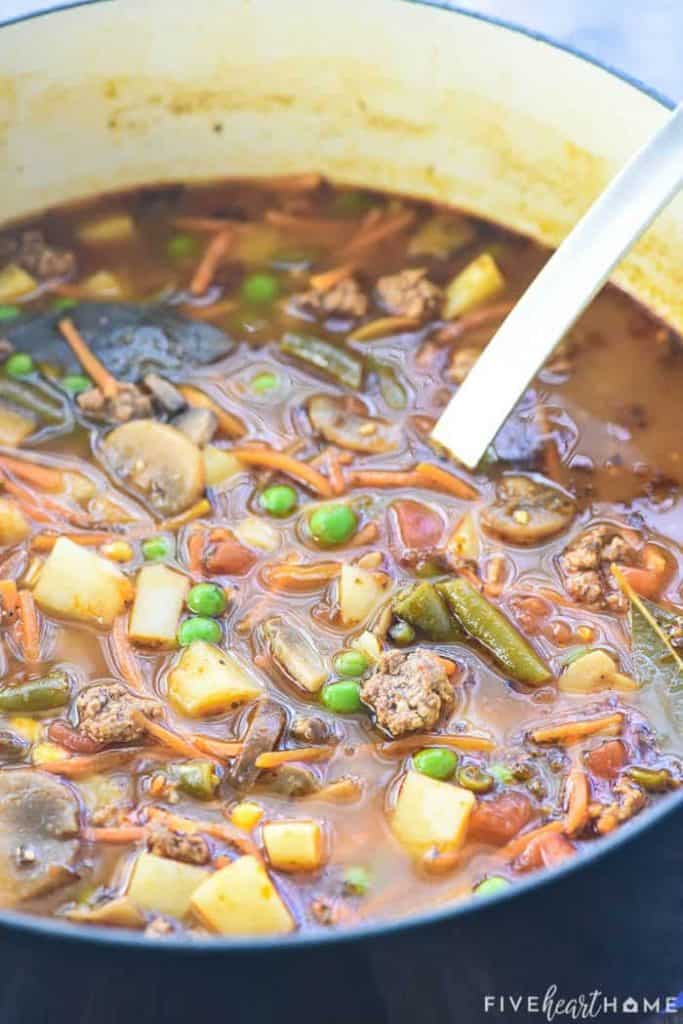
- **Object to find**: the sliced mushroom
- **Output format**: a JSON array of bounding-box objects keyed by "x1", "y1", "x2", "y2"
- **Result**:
[
  {"x1": 262, "y1": 617, "x2": 328, "y2": 693},
  {"x1": 102, "y1": 419, "x2": 205, "y2": 517},
  {"x1": 481, "y1": 474, "x2": 576, "y2": 544},
  {"x1": 261, "y1": 764, "x2": 320, "y2": 797},
  {"x1": 0, "y1": 769, "x2": 80, "y2": 905},
  {"x1": 227, "y1": 700, "x2": 286, "y2": 792},
  {"x1": 308, "y1": 395, "x2": 399, "y2": 454},
  {"x1": 172, "y1": 407, "x2": 218, "y2": 447},
  {"x1": 143, "y1": 374, "x2": 186, "y2": 415}
]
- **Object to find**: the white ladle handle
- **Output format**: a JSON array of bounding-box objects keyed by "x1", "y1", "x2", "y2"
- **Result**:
[{"x1": 431, "y1": 102, "x2": 683, "y2": 469}]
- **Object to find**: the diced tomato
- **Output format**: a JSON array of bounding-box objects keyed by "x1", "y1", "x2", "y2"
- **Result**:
[
  {"x1": 204, "y1": 529, "x2": 257, "y2": 576},
  {"x1": 516, "y1": 831, "x2": 576, "y2": 872},
  {"x1": 469, "y1": 791, "x2": 536, "y2": 845},
  {"x1": 392, "y1": 500, "x2": 444, "y2": 552},
  {"x1": 585, "y1": 739, "x2": 626, "y2": 780},
  {"x1": 47, "y1": 719, "x2": 103, "y2": 753}
]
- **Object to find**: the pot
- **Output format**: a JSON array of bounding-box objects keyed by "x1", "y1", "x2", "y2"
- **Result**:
[{"x1": 0, "y1": 3, "x2": 681, "y2": 1021}]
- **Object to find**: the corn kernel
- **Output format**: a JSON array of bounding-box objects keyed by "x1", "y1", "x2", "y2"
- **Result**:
[
  {"x1": 576, "y1": 625, "x2": 596, "y2": 643},
  {"x1": 230, "y1": 801, "x2": 264, "y2": 830},
  {"x1": 9, "y1": 716, "x2": 43, "y2": 742},
  {"x1": 32, "y1": 741, "x2": 67, "y2": 765},
  {"x1": 101, "y1": 540, "x2": 134, "y2": 563}
]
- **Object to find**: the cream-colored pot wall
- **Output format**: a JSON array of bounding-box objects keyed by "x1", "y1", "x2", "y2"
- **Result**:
[{"x1": 0, "y1": 0, "x2": 681, "y2": 329}]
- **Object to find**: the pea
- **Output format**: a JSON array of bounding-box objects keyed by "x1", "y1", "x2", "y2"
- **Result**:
[
  {"x1": 0, "y1": 672, "x2": 70, "y2": 713},
  {"x1": 309, "y1": 503, "x2": 357, "y2": 547},
  {"x1": 187, "y1": 582, "x2": 227, "y2": 618},
  {"x1": 489, "y1": 762, "x2": 515, "y2": 785},
  {"x1": 334, "y1": 650, "x2": 368, "y2": 678},
  {"x1": 0, "y1": 305, "x2": 20, "y2": 323},
  {"x1": 343, "y1": 865, "x2": 372, "y2": 896},
  {"x1": 241, "y1": 272, "x2": 280, "y2": 306},
  {"x1": 174, "y1": 760, "x2": 220, "y2": 800},
  {"x1": 142, "y1": 536, "x2": 173, "y2": 561},
  {"x1": 167, "y1": 234, "x2": 199, "y2": 260},
  {"x1": 51, "y1": 297, "x2": 78, "y2": 313},
  {"x1": 457, "y1": 764, "x2": 494, "y2": 794},
  {"x1": 260, "y1": 484, "x2": 298, "y2": 518},
  {"x1": 389, "y1": 620, "x2": 416, "y2": 647},
  {"x1": 60, "y1": 374, "x2": 92, "y2": 396},
  {"x1": 626, "y1": 766, "x2": 673, "y2": 792},
  {"x1": 5, "y1": 353, "x2": 34, "y2": 378},
  {"x1": 178, "y1": 616, "x2": 222, "y2": 646},
  {"x1": 474, "y1": 876, "x2": 511, "y2": 897},
  {"x1": 321, "y1": 680, "x2": 362, "y2": 714},
  {"x1": 250, "y1": 371, "x2": 279, "y2": 395},
  {"x1": 413, "y1": 747, "x2": 458, "y2": 781}
]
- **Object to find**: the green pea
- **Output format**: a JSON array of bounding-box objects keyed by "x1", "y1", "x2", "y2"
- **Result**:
[
  {"x1": 173, "y1": 760, "x2": 220, "y2": 800},
  {"x1": 474, "y1": 876, "x2": 511, "y2": 897},
  {"x1": 241, "y1": 272, "x2": 280, "y2": 306},
  {"x1": 187, "y1": 582, "x2": 227, "y2": 618},
  {"x1": 389, "y1": 621, "x2": 416, "y2": 647},
  {"x1": 309, "y1": 503, "x2": 357, "y2": 547},
  {"x1": 413, "y1": 747, "x2": 458, "y2": 781},
  {"x1": 167, "y1": 234, "x2": 199, "y2": 260},
  {"x1": 260, "y1": 484, "x2": 298, "y2": 518},
  {"x1": 0, "y1": 672, "x2": 70, "y2": 713},
  {"x1": 5, "y1": 353, "x2": 34, "y2": 378},
  {"x1": 343, "y1": 865, "x2": 372, "y2": 895},
  {"x1": 489, "y1": 762, "x2": 515, "y2": 785},
  {"x1": 250, "y1": 371, "x2": 280, "y2": 395},
  {"x1": 457, "y1": 764, "x2": 495, "y2": 794},
  {"x1": 0, "y1": 305, "x2": 21, "y2": 323},
  {"x1": 60, "y1": 374, "x2": 92, "y2": 396},
  {"x1": 334, "y1": 650, "x2": 368, "y2": 678},
  {"x1": 178, "y1": 616, "x2": 222, "y2": 646},
  {"x1": 51, "y1": 297, "x2": 78, "y2": 313},
  {"x1": 142, "y1": 536, "x2": 173, "y2": 561},
  {"x1": 321, "y1": 680, "x2": 362, "y2": 714}
]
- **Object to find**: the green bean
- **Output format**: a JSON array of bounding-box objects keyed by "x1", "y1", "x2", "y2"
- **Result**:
[
  {"x1": 626, "y1": 766, "x2": 674, "y2": 792},
  {"x1": 393, "y1": 582, "x2": 463, "y2": 642},
  {"x1": 369, "y1": 359, "x2": 407, "y2": 410},
  {"x1": 456, "y1": 763, "x2": 494, "y2": 794},
  {"x1": 173, "y1": 760, "x2": 220, "y2": 800},
  {"x1": 280, "y1": 332, "x2": 364, "y2": 389},
  {"x1": 0, "y1": 672, "x2": 71, "y2": 713},
  {"x1": 439, "y1": 577, "x2": 550, "y2": 685}
]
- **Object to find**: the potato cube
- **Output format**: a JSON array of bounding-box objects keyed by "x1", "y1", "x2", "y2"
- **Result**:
[
  {"x1": 77, "y1": 213, "x2": 136, "y2": 246},
  {"x1": 33, "y1": 537, "x2": 133, "y2": 626},
  {"x1": 168, "y1": 640, "x2": 262, "y2": 717},
  {"x1": 442, "y1": 252, "x2": 504, "y2": 319},
  {"x1": 190, "y1": 855, "x2": 294, "y2": 936},
  {"x1": 234, "y1": 516, "x2": 279, "y2": 552},
  {"x1": 263, "y1": 820, "x2": 324, "y2": 872},
  {"x1": 0, "y1": 498, "x2": 30, "y2": 546},
  {"x1": 559, "y1": 648, "x2": 636, "y2": 693},
  {"x1": 0, "y1": 263, "x2": 37, "y2": 302},
  {"x1": 391, "y1": 771, "x2": 475, "y2": 855},
  {"x1": 339, "y1": 564, "x2": 390, "y2": 626},
  {"x1": 0, "y1": 402, "x2": 37, "y2": 446},
  {"x1": 129, "y1": 564, "x2": 189, "y2": 648},
  {"x1": 127, "y1": 852, "x2": 209, "y2": 919},
  {"x1": 203, "y1": 446, "x2": 244, "y2": 487}
]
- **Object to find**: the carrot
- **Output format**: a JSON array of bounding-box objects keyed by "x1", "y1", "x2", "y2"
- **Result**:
[
  {"x1": 378, "y1": 732, "x2": 494, "y2": 757},
  {"x1": 0, "y1": 456, "x2": 63, "y2": 491},
  {"x1": 347, "y1": 522, "x2": 380, "y2": 548},
  {"x1": 254, "y1": 746, "x2": 335, "y2": 768},
  {"x1": 530, "y1": 713, "x2": 624, "y2": 746},
  {"x1": 16, "y1": 589, "x2": 40, "y2": 663},
  {"x1": 0, "y1": 479, "x2": 57, "y2": 525},
  {"x1": 111, "y1": 614, "x2": 145, "y2": 691},
  {"x1": 495, "y1": 820, "x2": 565, "y2": 862},
  {"x1": 261, "y1": 560, "x2": 341, "y2": 594},
  {"x1": 432, "y1": 302, "x2": 515, "y2": 345},
  {"x1": 186, "y1": 528, "x2": 205, "y2": 575},
  {"x1": 414, "y1": 463, "x2": 479, "y2": 500},
  {"x1": 82, "y1": 826, "x2": 146, "y2": 844},
  {"x1": 131, "y1": 711, "x2": 213, "y2": 762},
  {"x1": 42, "y1": 748, "x2": 142, "y2": 777},
  {"x1": 178, "y1": 385, "x2": 246, "y2": 439},
  {"x1": 228, "y1": 446, "x2": 333, "y2": 497},
  {"x1": 191, "y1": 735, "x2": 245, "y2": 759},
  {"x1": 180, "y1": 299, "x2": 238, "y2": 321},
  {"x1": 564, "y1": 764, "x2": 590, "y2": 835},
  {"x1": 347, "y1": 463, "x2": 478, "y2": 501},
  {"x1": 58, "y1": 318, "x2": 120, "y2": 400},
  {"x1": 309, "y1": 265, "x2": 354, "y2": 292},
  {"x1": 306, "y1": 777, "x2": 364, "y2": 803},
  {"x1": 340, "y1": 208, "x2": 416, "y2": 259},
  {"x1": 326, "y1": 449, "x2": 346, "y2": 496},
  {"x1": 146, "y1": 807, "x2": 258, "y2": 857},
  {"x1": 190, "y1": 228, "x2": 235, "y2": 296},
  {"x1": 436, "y1": 656, "x2": 457, "y2": 677},
  {"x1": 31, "y1": 531, "x2": 117, "y2": 552},
  {"x1": 0, "y1": 580, "x2": 18, "y2": 622},
  {"x1": 159, "y1": 498, "x2": 212, "y2": 533}
]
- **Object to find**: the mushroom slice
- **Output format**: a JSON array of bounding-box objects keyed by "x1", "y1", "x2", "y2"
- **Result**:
[
  {"x1": 0, "y1": 769, "x2": 80, "y2": 906},
  {"x1": 481, "y1": 474, "x2": 575, "y2": 545},
  {"x1": 102, "y1": 419, "x2": 205, "y2": 517},
  {"x1": 262, "y1": 617, "x2": 328, "y2": 693},
  {"x1": 227, "y1": 700, "x2": 287, "y2": 792},
  {"x1": 308, "y1": 395, "x2": 399, "y2": 454}
]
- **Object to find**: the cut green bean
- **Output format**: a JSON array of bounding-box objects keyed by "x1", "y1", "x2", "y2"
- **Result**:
[
  {"x1": 0, "y1": 672, "x2": 71, "y2": 713},
  {"x1": 173, "y1": 760, "x2": 220, "y2": 800},
  {"x1": 393, "y1": 582, "x2": 463, "y2": 642},
  {"x1": 280, "y1": 332, "x2": 364, "y2": 390}
]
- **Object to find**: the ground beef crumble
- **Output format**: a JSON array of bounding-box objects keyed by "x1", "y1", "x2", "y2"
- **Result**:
[
  {"x1": 360, "y1": 648, "x2": 453, "y2": 737},
  {"x1": 375, "y1": 268, "x2": 441, "y2": 321},
  {"x1": 147, "y1": 823, "x2": 211, "y2": 865},
  {"x1": 295, "y1": 275, "x2": 368, "y2": 319},
  {"x1": 77, "y1": 383, "x2": 153, "y2": 423},
  {"x1": 0, "y1": 229, "x2": 76, "y2": 280},
  {"x1": 75, "y1": 682, "x2": 162, "y2": 745},
  {"x1": 559, "y1": 524, "x2": 640, "y2": 612}
]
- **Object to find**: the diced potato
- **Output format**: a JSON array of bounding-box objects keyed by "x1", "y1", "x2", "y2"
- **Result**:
[
  {"x1": 447, "y1": 512, "x2": 480, "y2": 562},
  {"x1": 442, "y1": 252, "x2": 505, "y2": 319},
  {"x1": 8, "y1": 716, "x2": 43, "y2": 742},
  {"x1": 33, "y1": 537, "x2": 133, "y2": 626},
  {"x1": 408, "y1": 214, "x2": 476, "y2": 258},
  {"x1": 391, "y1": 771, "x2": 475, "y2": 855},
  {"x1": 80, "y1": 270, "x2": 124, "y2": 298},
  {"x1": 0, "y1": 263, "x2": 37, "y2": 302},
  {"x1": 60, "y1": 471, "x2": 97, "y2": 505},
  {"x1": 559, "y1": 649, "x2": 637, "y2": 693},
  {"x1": 77, "y1": 213, "x2": 137, "y2": 246},
  {"x1": 127, "y1": 852, "x2": 209, "y2": 919},
  {"x1": 234, "y1": 516, "x2": 279, "y2": 552},
  {"x1": 263, "y1": 618, "x2": 327, "y2": 693},
  {"x1": 230, "y1": 801, "x2": 264, "y2": 831},
  {"x1": 203, "y1": 446, "x2": 244, "y2": 487},
  {"x1": 351, "y1": 630, "x2": 382, "y2": 663},
  {"x1": 339, "y1": 563, "x2": 390, "y2": 626},
  {"x1": 168, "y1": 640, "x2": 262, "y2": 717},
  {"x1": 31, "y1": 742, "x2": 65, "y2": 766},
  {"x1": 190, "y1": 855, "x2": 294, "y2": 936},
  {"x1": 0, "y1": 402, "x2": 37, "y2": 446},
  {"x1": 263, "y1": 820, "x2": 324, "y2": 872},
  {"x1": 0, "y1": 498, "x2": 30, "y2": 546},
  {"x1": 129, "y1": 564, "x2": 189, "y2": 648}
]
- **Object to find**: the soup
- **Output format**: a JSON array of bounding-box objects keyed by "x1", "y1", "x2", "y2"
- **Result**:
[{"x1": 0, "y1": 174, "x2": 679, "y2": 938}]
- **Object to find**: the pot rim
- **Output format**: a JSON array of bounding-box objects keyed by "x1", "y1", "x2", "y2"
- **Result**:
[{"x1": 0, "y1": 0, "x2": 680, "y2": 953}]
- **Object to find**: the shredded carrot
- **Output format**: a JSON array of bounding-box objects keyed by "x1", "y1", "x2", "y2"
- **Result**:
[
  {"x1": 530, "y1": 713, "x2": 624, "y2": 746},
  {"x1": 186, "y1": 528, "x2": 205, "y2": 575},
  {"x1": 0, "y1": 580, "x2": 18, "y2": 621},
  {"x1": 535, "y1": 404, "x2": 563, "y2": 483},
  {"x1": 58, "y1": 318, "x2": 120, "y2": 399},
  {"x1": 111, "y1": 614, "x2": 145, "y2": 691},
  {"x1": 433, "y1": 302, "x2": 515, "y2": 345},
  {"x1": 132, "y1": 711, "x2": 214, "y2": 762},
  {"x1": 414, "y1": 463, "x2": 479, "y2": 500},
  {"x1": 0, "y1": 480, "x2": 57, "y2": 525},
  {"x1": 564, "y1": 764, "x2": 590, "y2": 835},
  {"x1": 261, "y1": 560, "x2": 341, "y2": 594},
  {"x1": 254, "y1": 746, "x2": 335, "y2": 769},
  {"x1": 31, "y1": 531, "x2": 117, "y2": 552},
  {"x1": 42, "y1": 748, "x2": 142, "y2": 777},
  {"x1": 228, "y1": 446, "x2": 333, "y2": 497},
  {"x1": 192, "y1": 735, "x2": 245, "y2": 759},
  {"x1": 178, "y1": 385, "x2": 246, "y2": 439},
  {"x1": 190, "y1": 227, "x2": 235, "y2": 296},
  {"x1": 496, "y1": 820, "x2": 565, "y2": 862},
  {"x1": 180, "y1": 299, "x2": 238, "y2": 321},
  {"x1": 348, "y1": 316, "x2": 420, "y2": 343},
  {"x1": 147, "y1": 807, "x2": 259, "y2": 857},
  {"x1": 347, "y1": 521, "x2": 380, "y2": 548},
  {"x1": 309, "y1": 265, "x2": 354, "y2": 292},
  {"x1": 82, "y1": 825, "x2": 146, "y2": 844},
  {"x1": 159, "y1": 498, "x2": 212, "y2": 532},
  {"x1": 347, "y1": 463, "x2": 477, "y2": 500},
  {"x1": 326, "y1": 449, "x2": 346, "y2": 496},
  {"x1": 306, "y1": 777, "x2": 364, "y2": 803},
  {"x1": 379, "y1": 732, "x2": 494, "y2": 757},
  {"x1": 340, "y1": 208, "x2": 416, "y2": 259},
  {"x1": 16, "y1": 588, "x2": 40, "y2": 663},
  {"x1": 436, "y1": 656, "x2": 457, "y2": 677},
  {"x1": 0, "y1": 456, "x2": 63, "y2": 491}
]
